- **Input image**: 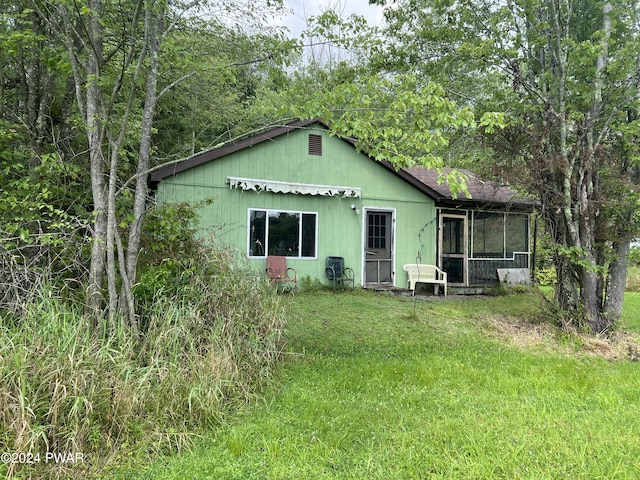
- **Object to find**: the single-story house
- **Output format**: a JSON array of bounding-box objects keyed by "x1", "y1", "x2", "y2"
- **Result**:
[{"x1": 150, "y1": 119, "x2": 536, "y2": 291}]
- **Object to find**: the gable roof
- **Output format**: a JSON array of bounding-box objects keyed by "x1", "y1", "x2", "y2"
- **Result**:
[
  {"x1": 150, "y1": 119, "x2": 536, "y2": 211},
  {"x1": 150, "y1": 119, "x2": 320, "y2": 183}
]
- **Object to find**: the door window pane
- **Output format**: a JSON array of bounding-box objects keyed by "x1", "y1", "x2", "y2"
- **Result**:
[
  {"x1": 368, "y1": 213, "x2": 387, "y2": 249},
  {"x1": 442, "y1": 257, "x2": 464, "y2": 284},
  {"x1": 443, "y1": 218, "x2": 464, "y2": 254}
]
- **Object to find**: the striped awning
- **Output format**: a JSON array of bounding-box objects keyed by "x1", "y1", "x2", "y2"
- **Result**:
[{"x1": 227, "y1": 176, "x2": 361, "y2": 198}]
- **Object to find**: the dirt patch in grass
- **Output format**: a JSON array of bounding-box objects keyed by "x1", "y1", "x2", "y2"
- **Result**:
[{"x1": 478, "y1": 314, "x2": 640, "y2": 362}]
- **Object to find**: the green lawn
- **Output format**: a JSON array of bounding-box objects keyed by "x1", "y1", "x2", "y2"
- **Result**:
[
  {"x1": 621, "y1": 291, "x2": 640, "y2": 331},
  {"x1": 118, "y1": 290, "x2": 640, "y2": 479}
]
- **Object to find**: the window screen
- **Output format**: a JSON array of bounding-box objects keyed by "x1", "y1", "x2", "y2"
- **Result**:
[
  {"x1": 471, "y1": 212, "x2": 528, "y2": 258},
  {"x1": 473, "y1": 212, "x2": 504, "y2": 257}
]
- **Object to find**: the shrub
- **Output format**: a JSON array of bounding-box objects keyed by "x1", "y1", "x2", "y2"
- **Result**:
[
  {"x1": 298, "y1": 275, "x2": 329, "y2": 292},
  {"x1": 534, "y1": 253, "x2": 640, "y2": 292},
  {"x1": 0, "y1": 199, "x2": 289, "y2": 477},
  {"x1": 535, "y1": 266, "x2": 557, "y2": 286},
  {"x1": 0, "y1": 151, "x2": 90, "y2": 315},
  {"x1": 137, "y1": 201, "x2": 204, "y2": 269}
]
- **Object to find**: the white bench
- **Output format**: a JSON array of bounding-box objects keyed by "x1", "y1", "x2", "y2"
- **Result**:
[{"x1": 403, "y1": 264, "x2": 447, "y2": 296}]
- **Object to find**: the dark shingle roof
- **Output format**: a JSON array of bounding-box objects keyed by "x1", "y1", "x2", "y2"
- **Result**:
[{"x1": 403, "y1": 166, "x2": 536, "y2": 210}]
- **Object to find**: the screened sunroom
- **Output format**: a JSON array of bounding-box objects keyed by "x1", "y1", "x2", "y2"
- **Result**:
[
  {"x1": 399, "y1": 166, "x2": 537, "y2": 289},
  {"x1": 438, "y1": 208, "x2": 532, "y2": 287}
]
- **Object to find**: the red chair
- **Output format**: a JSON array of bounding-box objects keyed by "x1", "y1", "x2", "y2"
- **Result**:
[{"x1": 265, "y1": 256, "x2": 297, "y2": 292}]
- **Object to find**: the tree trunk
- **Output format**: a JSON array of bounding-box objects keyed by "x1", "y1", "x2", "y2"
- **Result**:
[
  {"x1": 552, "y1": 0, "x2": 616, "y2": 335},
  {"x1": 582, "y1": 0, "x2": 613, "y2": 335},
  {"x1": 554, "y1": 254, "x2": 579, "y2": 319},
  {"x1": 85, "y1": 0, "x2": 108, "y2": 320},
  {"x1": 604, "y1": 239, "x2": 631, "y2": 326},
  {"x1": 125, "y1": 1, "x2": 162, "y2": 301},
  {"x1": 581, "y1": 267, "x2": 608, "y2": 334},
  {"x1": 106, "y1": 139, "x2": 120, "y2": 321},
  {"x1": 33, "y1": 0, "x2": 171, "y2": 331}
]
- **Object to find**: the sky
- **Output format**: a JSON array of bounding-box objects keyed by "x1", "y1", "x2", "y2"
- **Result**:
[{"x1": 278, "y1": 0, "x2": 385, "y2": 38}]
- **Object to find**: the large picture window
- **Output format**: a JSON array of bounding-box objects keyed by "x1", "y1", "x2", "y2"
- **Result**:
[{"x1": 248, "y1": 209, "x2": 317, "y2": 258}]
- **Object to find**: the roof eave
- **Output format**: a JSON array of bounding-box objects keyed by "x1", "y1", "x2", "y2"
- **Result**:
[
  {"x1": 436, "y1": 197, "x2": 537, "y2": 213},
  {"x1": 149, "y1": 118, "x2": 326, "y2": 184}
]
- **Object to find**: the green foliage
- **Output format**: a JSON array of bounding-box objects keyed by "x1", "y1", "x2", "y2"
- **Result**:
[
  {"x1": 556, "y1": 244, "x2": 603, "y2": 273},
  {"x1": 0, "y1": 250, "x2": 287, "y2": 478},
  {"x1": 270, "y1": 6, "x2": 510, "y2": 196},
  {"x1": 536, "y1": 267, "x2": 557, "y2": 287},
  {"x1": 478, "y1": 111, "x2": 507, "y2": 133},
  {"x1": 368, "y1": 0, "x2": 640, "y2": 330},
  {"x1": 288, "y1": 73, "x2": 478, "y2": 169},
  {"x1": 281, "y1": 71, "x2": 510, "y2": 198},
  {"x1": 297, "y1": 275, "x2": 328, "y2": 292},
  {"x1": 138, "y1": 201, "x2": 205, "y2": 269},
  {"x1": 0, "y1": 152, "x2": 84, "y2": 239},
  {"x1": 0, "y1": 123, "x2": 89, "y2": 310},
  {"x1": 152, "y1": 3, "x2": 295, "y2": 157},
  {"x1": 135, "y1": 200, "x2": 216, "y2": 313},
  {"x1": 1, "y1": 0, "x2": 297, "y2": 318}
]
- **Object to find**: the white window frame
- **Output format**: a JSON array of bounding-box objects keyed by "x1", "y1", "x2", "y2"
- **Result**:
[{"x1": 247, "y1": 208, "x2": 318, "y2": 259}]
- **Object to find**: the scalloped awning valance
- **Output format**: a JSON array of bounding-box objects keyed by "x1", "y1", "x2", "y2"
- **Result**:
[{"x1": 227, "y1": 176, "x2": 361, "y2": 198}]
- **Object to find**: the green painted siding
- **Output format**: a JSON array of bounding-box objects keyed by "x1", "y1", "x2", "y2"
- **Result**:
[{"x1": 156, "y1": 125, "x2": 437, "y2": 287}]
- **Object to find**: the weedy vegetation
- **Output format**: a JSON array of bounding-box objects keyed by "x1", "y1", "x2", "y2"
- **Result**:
[
  {"x1": 0, "y1": 204, "x2": 288, "y2": 479},
  {"x1": 627, "y1": 265, "x2": 640, "y2": 293}
]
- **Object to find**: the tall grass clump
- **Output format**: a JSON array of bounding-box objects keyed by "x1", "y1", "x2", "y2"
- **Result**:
[
  {"x1": 627, "y1": 265, "x2": 640, "y2": 292},
  {"x1": 0, "y1": 204, "x2": 288, "y2": 479}
]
